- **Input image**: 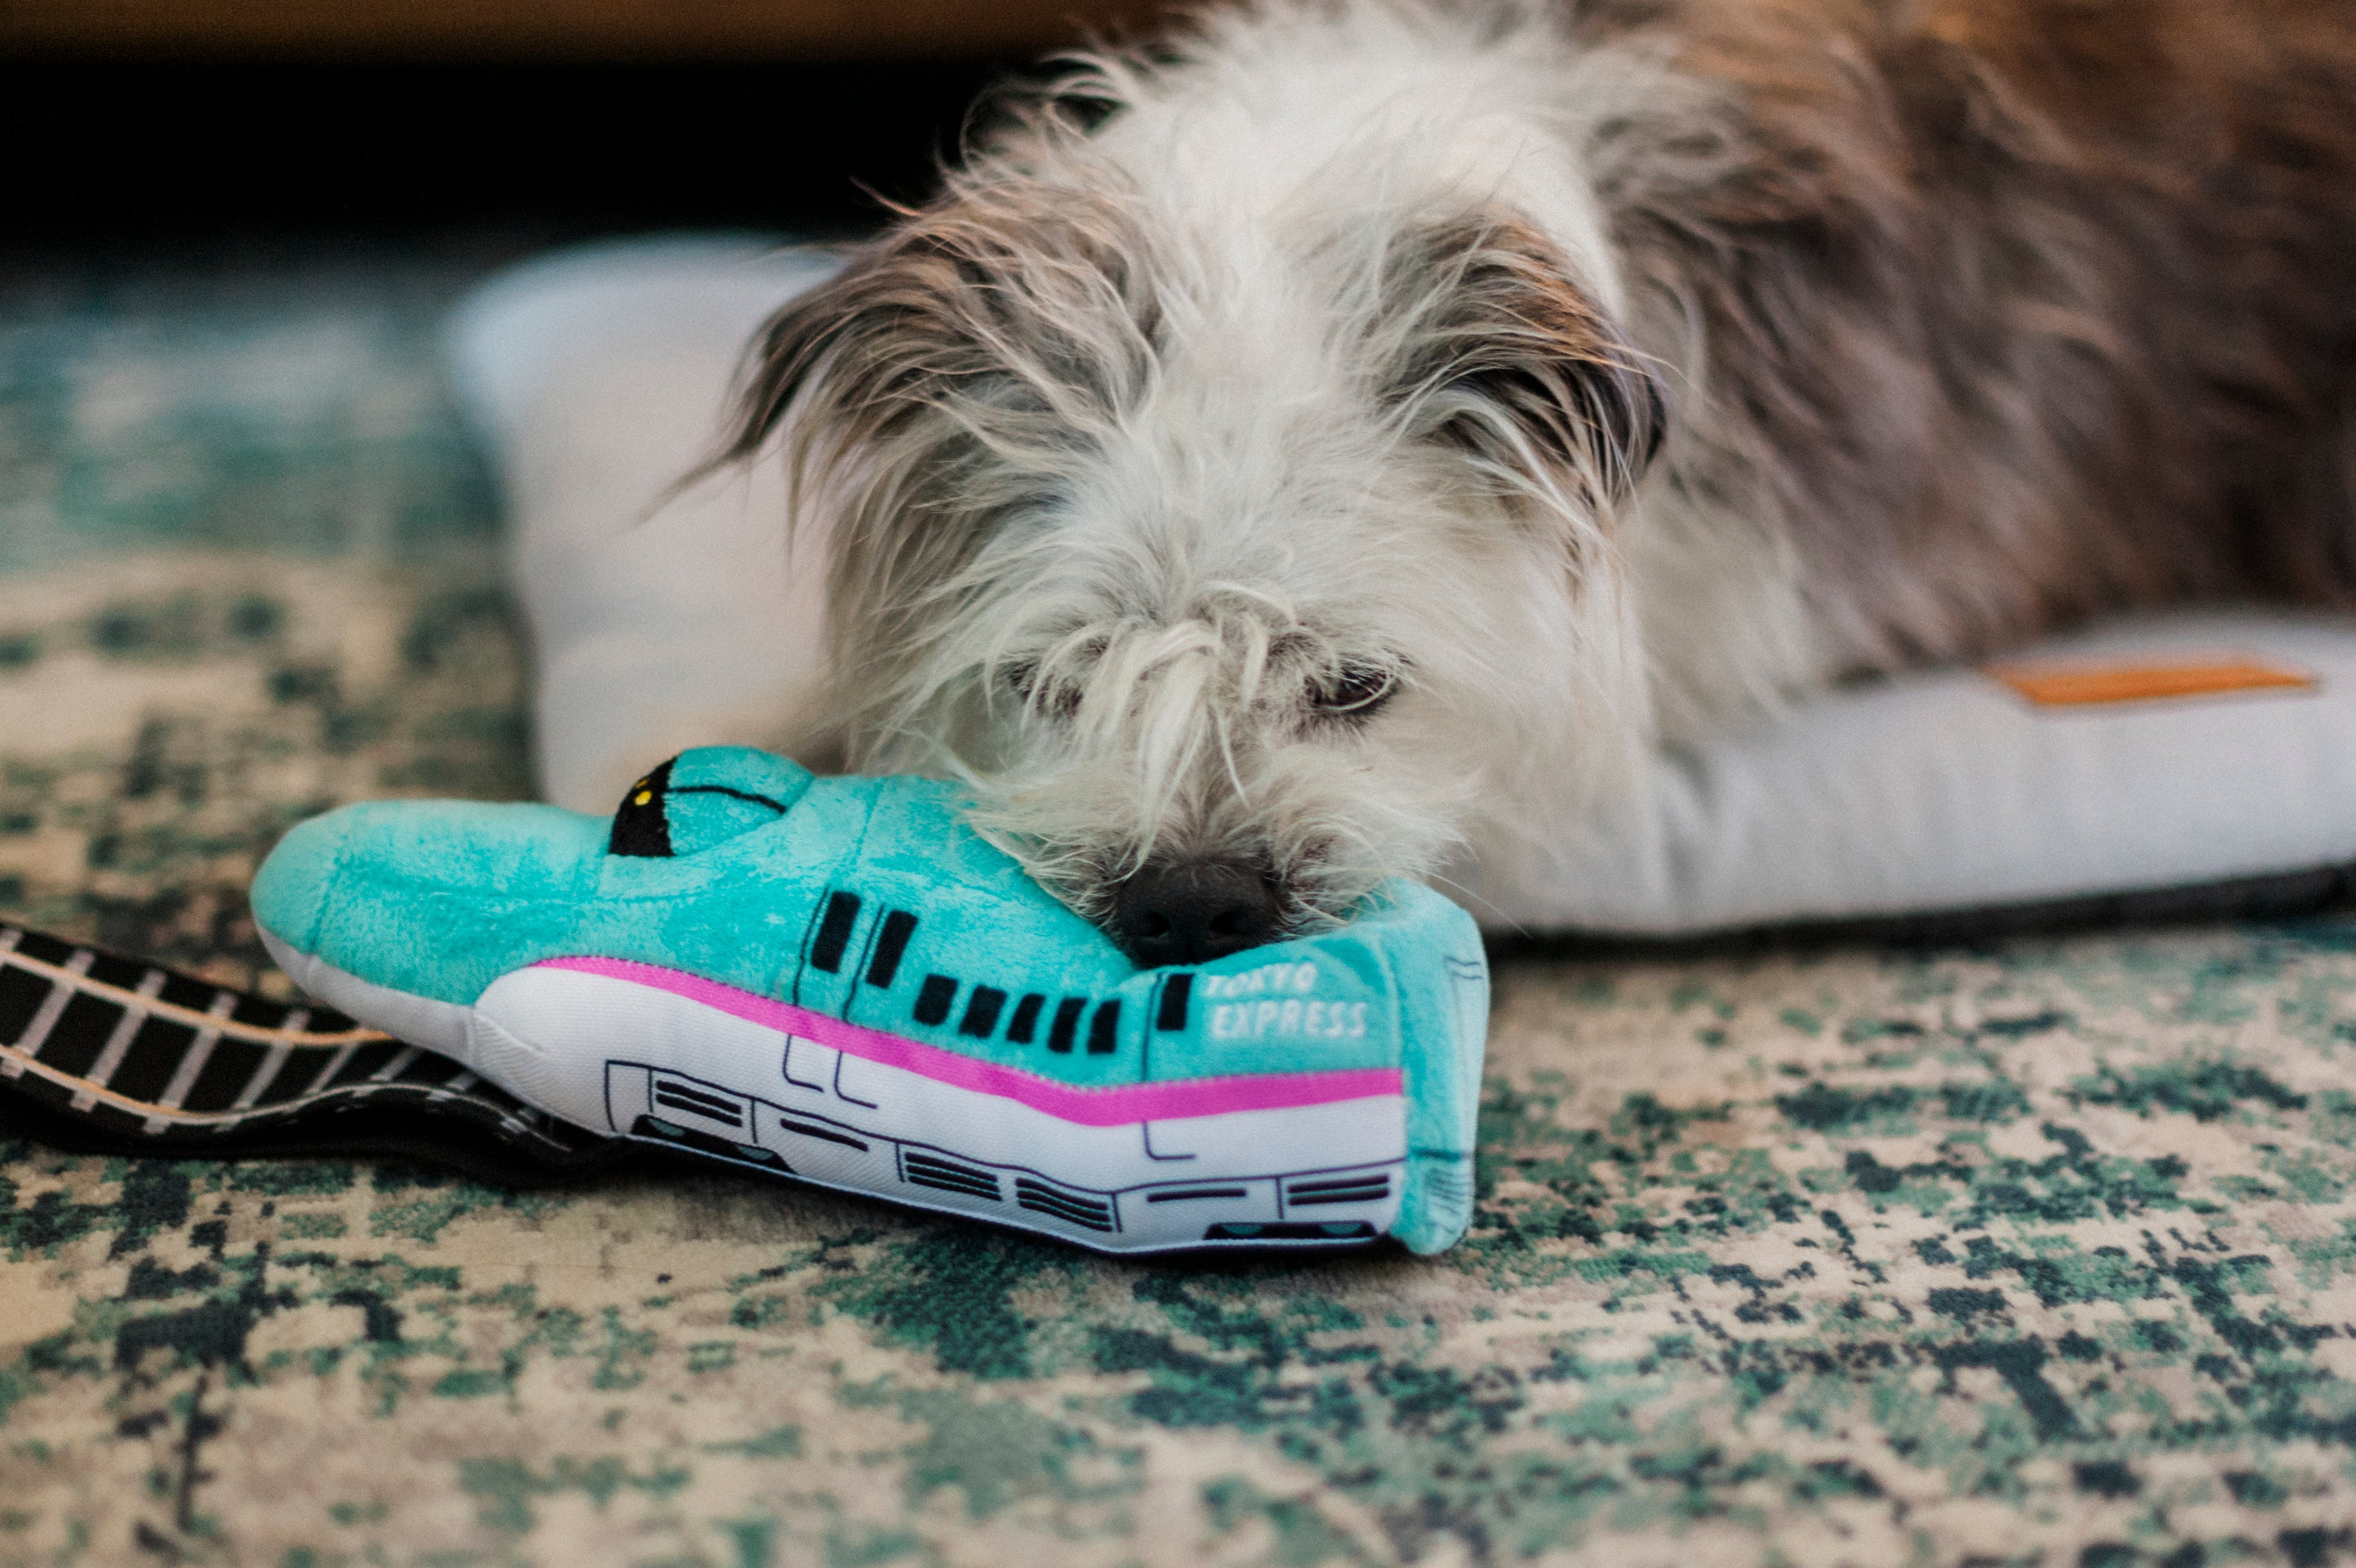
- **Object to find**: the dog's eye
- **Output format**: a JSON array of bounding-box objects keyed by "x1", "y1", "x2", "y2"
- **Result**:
[{"x1": 1310, "y1": 664, "x2": 1398, "y2": 720}]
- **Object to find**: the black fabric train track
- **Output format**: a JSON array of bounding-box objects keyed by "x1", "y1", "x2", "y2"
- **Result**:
[{"x1": 0, "y1": 922, "x2": 629, "y2": 1185}]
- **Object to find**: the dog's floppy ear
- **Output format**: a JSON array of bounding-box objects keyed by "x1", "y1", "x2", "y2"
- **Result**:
[
  {"x1": 703, "y1": 232, "x2": 1015, "y2": 697},
  {"x1": 1383, "y1": 213, "x2": 1668, "y2": 512},
  {"x1": 703, "y1": 193, "x2": 1156, "y2": 747},
  {"x1": 712, "y1": 193, "x2": 1154, "y2": 489},
  {"x1": 708, "y1": 228, "x2": 991, "y2": 497}
]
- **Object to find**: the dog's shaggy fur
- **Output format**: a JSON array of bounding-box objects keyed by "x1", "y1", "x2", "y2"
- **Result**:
[{"x1": 717, "y1": 0, "x2": 2356, "y2": 956}]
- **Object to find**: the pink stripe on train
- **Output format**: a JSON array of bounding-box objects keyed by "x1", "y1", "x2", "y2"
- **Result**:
[{"x1": 534, "y1": 955, "x2": 1403, "y2": 1127}]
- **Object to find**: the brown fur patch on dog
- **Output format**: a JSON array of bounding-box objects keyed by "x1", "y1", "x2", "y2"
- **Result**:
[{"x1": 1603, "y1": 0, "x2": 2356, "y2": 670}]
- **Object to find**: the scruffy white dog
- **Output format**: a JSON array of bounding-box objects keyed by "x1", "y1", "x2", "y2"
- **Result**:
[{"x1": 713, "y1": 0, "x2": 2356, "y2": 965}]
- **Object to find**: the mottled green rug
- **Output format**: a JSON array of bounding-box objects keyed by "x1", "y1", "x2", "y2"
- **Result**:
[{"x1": 2, "y1": 252, "x2": 2354, "y2": 1568}]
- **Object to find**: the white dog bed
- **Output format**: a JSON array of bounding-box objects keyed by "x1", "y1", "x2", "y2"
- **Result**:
[{"x1": 446, "y1": 237, "x2": 2356, "y2": 939}]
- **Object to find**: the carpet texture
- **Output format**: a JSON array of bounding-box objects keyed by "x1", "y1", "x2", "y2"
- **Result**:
[{"x1": 2, "y1": 253, "x2": 2354, "y2": 1568}]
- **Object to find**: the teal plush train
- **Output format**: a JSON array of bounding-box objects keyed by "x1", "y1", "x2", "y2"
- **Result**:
[{"x1": 251, "y1": 747, "x2": 1489, "y2": 1255}]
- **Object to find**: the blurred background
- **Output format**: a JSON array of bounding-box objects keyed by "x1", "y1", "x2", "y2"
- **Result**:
[{"x1": 4, "y1": 0, "x2": 1169, "y2": 249}]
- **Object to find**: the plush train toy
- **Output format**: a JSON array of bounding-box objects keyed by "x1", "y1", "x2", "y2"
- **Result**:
[{"x1": 244, "y1": 748, "x2": 1489, "y2": 1255}]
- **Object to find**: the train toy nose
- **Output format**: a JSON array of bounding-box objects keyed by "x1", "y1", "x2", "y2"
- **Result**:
[{"x1": 1107, "y1": 859, "x2": 1283, "y2": 967}]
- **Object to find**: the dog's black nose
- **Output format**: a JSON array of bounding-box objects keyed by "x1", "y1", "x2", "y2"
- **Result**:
[{"x1": 1107, "y1": 859, "x2": 1283, "y2": 967}]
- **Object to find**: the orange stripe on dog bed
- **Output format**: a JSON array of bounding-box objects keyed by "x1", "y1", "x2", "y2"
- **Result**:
[{"x1": 1986, "y1": 659, "x2": 2317, "y2": 707}]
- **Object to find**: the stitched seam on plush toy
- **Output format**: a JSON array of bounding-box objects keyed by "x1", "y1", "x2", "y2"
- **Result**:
[{"x1": 668, "y1": 785, "x2": 791, "y2": 812}]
